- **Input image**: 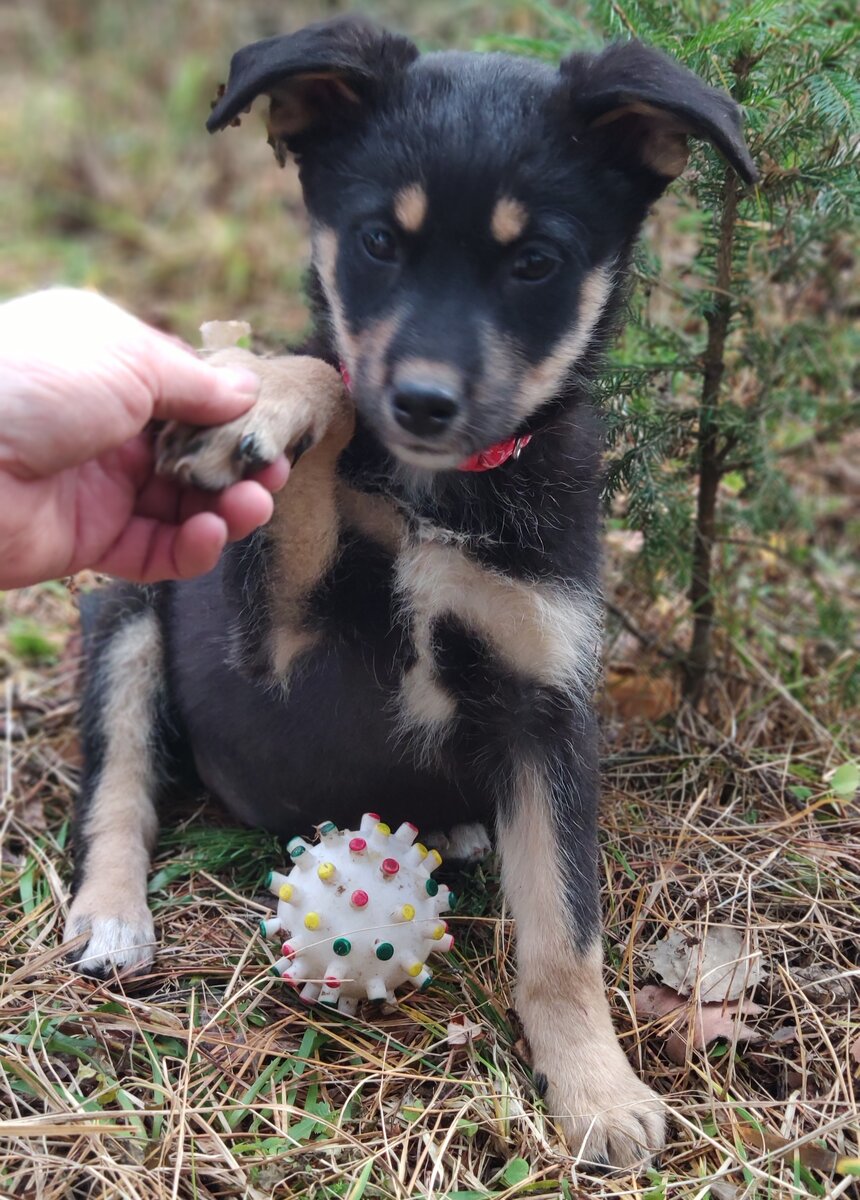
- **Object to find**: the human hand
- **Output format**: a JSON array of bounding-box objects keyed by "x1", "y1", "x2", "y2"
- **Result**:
[{"x1": 0, "y1": 289, "x2": 289, "y2": 588}]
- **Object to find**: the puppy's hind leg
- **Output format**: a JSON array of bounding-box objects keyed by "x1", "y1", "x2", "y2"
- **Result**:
[{"x1": 65, "y1": 604, "x2": 165, "y2": 977}]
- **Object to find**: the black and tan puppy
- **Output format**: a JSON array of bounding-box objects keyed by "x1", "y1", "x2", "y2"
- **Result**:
[{"x1": 67, "y1": 16, "x2": 756, "y2": 1167}]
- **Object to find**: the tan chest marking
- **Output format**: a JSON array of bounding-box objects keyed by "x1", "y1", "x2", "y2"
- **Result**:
[{"x1": 395, "y1": 534, "x2": 602, "y2": 737}]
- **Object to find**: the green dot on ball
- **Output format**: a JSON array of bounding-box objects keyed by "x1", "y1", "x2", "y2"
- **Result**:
[
  {"x1": 447, "y1": 892, "x2": 457, "y2": 909},
  {"x1": 419, "y1": 973, "x2": 433, "y2": 992},
  {"x1": 264, "y1": 870, "x2": 273, "y2": 888},
  {"x1": 425, "y1": 879, "x2": 439, "y2": 897},
  {"x1": 375, "y1": 942, "x2": 394, "y2": 961},
  {"x1": 333, "y1": 937, "x2": 351, "y2": 956}
]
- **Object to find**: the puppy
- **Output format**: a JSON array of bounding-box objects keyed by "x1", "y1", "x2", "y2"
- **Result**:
[{"x1": 67, "y1": 15, "x2": 756, "y2": 1167}]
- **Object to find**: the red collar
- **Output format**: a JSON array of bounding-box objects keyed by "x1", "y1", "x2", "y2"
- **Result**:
[
  {"x1": 457, "y1": 434, "x2": 532, "y2": 472},
  {"x1": 339, "y1": 364, "x2": 532, "y2": 472}
]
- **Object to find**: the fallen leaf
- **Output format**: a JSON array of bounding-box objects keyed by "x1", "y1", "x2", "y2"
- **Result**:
[
  {"x1": 734, "y1": 1122, "x2": 836, "y2": 1174},
  {"x1": 447, "y1": 1013, "x2": 486, "y2": 1046},
  {"x1": 501, "y1": 1158, "x2": 531, "y2": 1187},
  {"x1": 646, "y1": 926, "x2": 764, "y2": 1002},
  {"x1": 792, "y1": 964, "x2": 854, "y2": 1003},
  {"x1": 605, "y1": 667, "x2": 676, "y2": 722},
  {"x1": 768, "y1": 1024, "x2": 798, "y2": 1045},
  {"x1": 635, "y1": 984, "x2": 763, "y2": 1065},
  {"x1": 17, "y1": 791, "x2": 47, "y2": 833},
  {"x1": 827, "y1": 761, "x2": 859, "y2": 799},
  {"x1": 708, "y1": 1182, "x2": 740, "y2": 1200}
]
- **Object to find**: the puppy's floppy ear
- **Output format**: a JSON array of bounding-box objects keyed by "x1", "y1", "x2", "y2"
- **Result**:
[
  {"x1": 207, "y1": 15, "x2": 418, "y2": 165},
  {"x1": 562, "y1": 40, "x2": 758, "y2": 186}
]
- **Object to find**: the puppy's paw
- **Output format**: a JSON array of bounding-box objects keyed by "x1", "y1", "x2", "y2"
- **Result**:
[
  {"x1": 156, "y1": 413, "x2": 285, "y2": 490},
  {"x1": 425, "y1": 821, "x2": 492, "y2": 864},
  {"x1": 156, "y1": 350, "x2": 345, "y2": 490},
  {"x1": 538, "y1": 1048, "x2": 665, "y2": 1169},
  {"x1": 65, "y1": 895, "x2": 156, "y2": 978}
]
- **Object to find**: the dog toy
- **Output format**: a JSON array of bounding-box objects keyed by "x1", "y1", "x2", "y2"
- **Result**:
[{"x1": 260, "y1": 813, "x2": 456, "y2": 1013}]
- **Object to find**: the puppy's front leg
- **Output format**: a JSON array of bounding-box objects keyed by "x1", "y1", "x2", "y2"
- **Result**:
[
  {"x1": 499, "y1": 746, "x2": 665, "y2": 1168},
  {"x1": 155, "y1": 350, "x2": 350, "y2": 490}
]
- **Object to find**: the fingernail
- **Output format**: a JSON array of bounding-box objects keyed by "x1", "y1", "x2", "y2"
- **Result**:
[{"x1": 217, "y1": 366, "x2": 260, "y2": 396}]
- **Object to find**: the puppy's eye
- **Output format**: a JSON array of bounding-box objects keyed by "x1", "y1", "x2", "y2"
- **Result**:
[
  {"x1": 511, "y1": 247, "x2": 558, "y2": 282},
  {"x1": 362, "y1": 227, "x2": 399, "y2": 263}
]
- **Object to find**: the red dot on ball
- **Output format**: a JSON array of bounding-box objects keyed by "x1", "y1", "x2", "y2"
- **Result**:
[
  {"x1": 281, "y1": 943, "x2": 296, "y2": 958},
  {"x1": 351, "y1": 889, "x2": 369, "y2": 907},
  {"x1": 349, "y1": 837, "x2": 367, "y2": 852},
  {"x1": 381, "y1": 858, "x2": 400, "y2": 875},
  {"x1": 325, "y1": 976, "x2": 341, "y2": 989},
  {"x1": 406, "y1": 822, "x2": 419, "y2": 832},
  {"x1": 367, "y1": 812, "x2": 380, "y2": 821}
]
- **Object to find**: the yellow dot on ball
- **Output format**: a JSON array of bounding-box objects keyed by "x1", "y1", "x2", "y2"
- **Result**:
[
  {"x1": 304, "y1": 912, "x2": 320, "y2": 930},
  {"x1": 406, "y1": 961, "x2": 424, "y2": 978},
  {"x1": 278, "y1": 883, "x2": 293, "y2": 902},
  {"x1": 431, "y1": 923, "x2": 446, "y2": 940},
  {"x1": 428, "y1": 849, "x2": 443, "y2": 868},
  {"x1": 415, "y1": 843, "x2": 428, "y2": 858},
  {"x1": 317, "y1": 862, "x2": 335, "y2": 881},
  {"x1": 401, "y1": 904, "x2": 415, "y2": 921},
  {"x1": 376, "y1": 822, "x2": 391, "y2": 836}
]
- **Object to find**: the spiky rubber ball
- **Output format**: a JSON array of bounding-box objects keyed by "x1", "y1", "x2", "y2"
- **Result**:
[{"x1": 260, "y1": 813, "x2": 455, "y2": 1013}]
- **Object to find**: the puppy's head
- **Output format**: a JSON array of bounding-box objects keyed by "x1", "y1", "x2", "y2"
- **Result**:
[{"x1": 210, "y1": 17, "x2": 756, "y2": 470}]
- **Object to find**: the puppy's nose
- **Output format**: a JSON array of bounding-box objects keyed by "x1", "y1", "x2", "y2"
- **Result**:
[{"x1": 392, "y1": 383, "x2": 460, "y2": 438}]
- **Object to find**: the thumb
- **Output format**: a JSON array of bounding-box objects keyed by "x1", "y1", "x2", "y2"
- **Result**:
[{"x1": 147, "y1": 337, "x2": 261, "y2": 426}]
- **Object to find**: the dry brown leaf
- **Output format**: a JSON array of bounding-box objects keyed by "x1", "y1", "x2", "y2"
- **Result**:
[
  {"x1": 447, "y1": 1013, "x2": 485, "y2": 1046},
  {"x1": 768, "y1": 1025, "x2": 799, "y2": 1045},
  {"x1": 734, "y1": 1122, "x2": 836, "y2": 1174},
  {"x1": 635, "y1": 984, "x2": 763, "y2": 1065},
  {"x1": 646, "y1": 926, "x2": 764, "y2": 1002},
  {"x1": 605, "y1": 667, "x2": 676, "y2": 722},
  {"x1": 792, "y1": 964, "x2": 855, "y2": 1003},
  {"x1": 708, "y1": 1182, "x2": 740, "y2": 1200},
  {"x1": 17, "y1": 791, "x2": 48, "y2": 833}
]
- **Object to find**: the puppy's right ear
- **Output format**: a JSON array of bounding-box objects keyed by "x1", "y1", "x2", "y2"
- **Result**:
[{"x1": 207, "y1": 15, "x2": 418, "y2": 165}]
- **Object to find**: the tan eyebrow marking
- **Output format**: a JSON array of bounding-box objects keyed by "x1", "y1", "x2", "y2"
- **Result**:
[
  {"x1": 393, "y1": 183, "x2": 428, "y2": 233},
  {"x1": 491, "y1": 196, "x2": 528, "y2": 244}
]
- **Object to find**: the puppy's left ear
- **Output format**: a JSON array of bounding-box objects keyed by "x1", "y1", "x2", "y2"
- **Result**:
[
  {"x1": 562, "y1": 40, "x2": 758, "y2": 187},
  {"x1": 207, "y1": 15, "x2": 418, "y2": 165}
]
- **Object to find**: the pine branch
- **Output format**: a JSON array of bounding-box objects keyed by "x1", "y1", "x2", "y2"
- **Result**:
[{"x1": 683, "y1": 164, "x2": 742, "y2": 704}]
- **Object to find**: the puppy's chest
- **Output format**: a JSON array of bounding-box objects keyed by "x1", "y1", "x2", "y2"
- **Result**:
[{"x1": 299, "y1": 487, "x2": 602, "y2": 708}]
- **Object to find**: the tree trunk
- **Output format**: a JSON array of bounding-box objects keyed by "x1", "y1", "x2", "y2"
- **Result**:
[{"x1": 683, "y1": 170, "x2": 740, "y2": 704}]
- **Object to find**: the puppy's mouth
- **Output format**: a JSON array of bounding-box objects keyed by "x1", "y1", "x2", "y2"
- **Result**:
[{"x1": 388, "y1": 439, "x2": 467, "y2": 470}]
